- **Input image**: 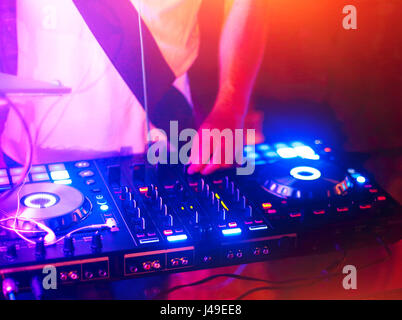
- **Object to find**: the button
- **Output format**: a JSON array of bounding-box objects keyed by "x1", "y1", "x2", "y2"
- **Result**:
[
  {"x1": 0, "y1": 176, "x2": 10, "y2": 186},
  {"x1": 48, "y1": 164, "x2": 66, "y2": 172},
  {"x1": 91, "y1": 188, "x2": 101, "y2": 193},
  {"x1": 12, "y1": 175, "x2": 30, "y2": 184},
  {"x1": 31, "y1": 166, "x2": 47, "y2": 173},
  {"x1": 0, "y1": 169, "x2": 8, "y2": 177},
  {"x1": 86, "y1": 179, "x2": 96, "y2": 186},
  {"x1": 75, "y1": 161, "x2": 90, "y2": 168},
  {"x1": 79, "y1": 170, "x2": 94, "y2": 178},
  {"x1": 10, "y1": 167, "x2": 24, "y2": 176},
  {"x1": 50, "y1": 170, "x2": 70, "y2": 180},
  {"x1": 31, "y1": 173, "x2": 50, "y2": 182}
]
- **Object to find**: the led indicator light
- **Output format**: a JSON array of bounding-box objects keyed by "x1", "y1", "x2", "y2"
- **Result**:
[
  {"x1": 222, "y1": 228, "x2": 242, "y2": 236},
  {"x1": 167, "y1": 234, "x2": 188, "y2": 242},
  {"x1": 290, "y1": 166, "x2": 321, "y2": 181}
]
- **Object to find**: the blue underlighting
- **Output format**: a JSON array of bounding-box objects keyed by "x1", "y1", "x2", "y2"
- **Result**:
[
  {"x1": 222, "y1": 227, "x2": 242, "y2": 236},
  {"x1": 167, "y1": 234, "x2": 188, "y2": 242},
  {"x1": 356, "y1": 176, "x2": 366, "y2": 184},
  {"x1": 290, "y1": 166, "x2": 322, "y2": 181},
  {"x1": 244, "y1": 146, "x2": 254, "y2": 153}
]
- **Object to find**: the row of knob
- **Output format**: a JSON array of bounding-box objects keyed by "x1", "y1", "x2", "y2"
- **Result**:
[{"x1": 4, "y1": 233, "x2": 103, "y2": 260}]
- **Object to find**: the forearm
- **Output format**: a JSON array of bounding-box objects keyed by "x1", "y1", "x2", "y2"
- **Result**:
[{"x1": 215, "y1": 0, "x2": 268, "y2": 117}]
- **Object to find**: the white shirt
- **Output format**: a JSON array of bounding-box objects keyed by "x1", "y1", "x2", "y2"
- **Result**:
[{"x1": 2, "y1": 0, "x2": 201, "y2": 164}]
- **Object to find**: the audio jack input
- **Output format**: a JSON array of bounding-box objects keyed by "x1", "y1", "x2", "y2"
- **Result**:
[
  {"x1": 98, "y1": 269, "x2": 108, "y2": 277},
  {"x1": 84, "y1": 271, "x2": 94, "y2": 279}
]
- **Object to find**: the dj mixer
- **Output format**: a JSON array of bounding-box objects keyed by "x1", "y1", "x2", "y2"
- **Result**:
[{"x1": 0, "y1": 140, "x2": 401, "y2": 297}]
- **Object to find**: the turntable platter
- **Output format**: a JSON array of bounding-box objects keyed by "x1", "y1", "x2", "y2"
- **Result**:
[
  {"x1": 259, "y1": 159, "x2": 353, "y2": 200},
  {"x1": 1, "y1": 183, "x2": 91, "y2": 230}
]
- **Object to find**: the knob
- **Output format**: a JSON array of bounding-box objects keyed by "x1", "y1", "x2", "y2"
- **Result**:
[
  {"x1": 211, "y1": 192, "x2": 215, "y2": 205},
  {"x1": 63, "y1": 236, "x2": 74, "y2": 255},
  {"x1": 224, "y1": 176, "x2": 229, "y2": 189},
  {"x1": 235, "y1": 189, "x2": 240, "y2": 202},
  {"x1": 194, "y1": 211, "x2": 200, "y2": 224},
  {"x1": 5, "y1": 244, "x2": 17, "y2": 260},
  {"x1": 164, "y1": 214, "x2": 174, "y2": 227},
  {"x1": 246, "y1": 205, "x2": 253, "y2": 218},
  {"x1": 242, "y1": 196, "x2": 247, "y2": 209},
  {"x1": 221, "y1": 208, "x2": 227, "y2": 221},
  {"x1": 35, "y1": 238, "x2": 46, "y2": 258},
  {"x1": 158, "y1": 197, "x2": 163, "y2": 211},
  {"x1": 121, "y1": 186, "x2": 130, "y2": 200},
  {"x1": 91, "y1": 232, "x2": 103, "y2": 252}
]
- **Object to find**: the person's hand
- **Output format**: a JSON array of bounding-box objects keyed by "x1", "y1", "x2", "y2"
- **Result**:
[{"x1": 187, "y1": 106, "x2": 245, "y2": 175}]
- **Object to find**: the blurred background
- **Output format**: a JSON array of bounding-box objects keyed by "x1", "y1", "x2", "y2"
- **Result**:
[{"x1": 1, "y1": 0, "x2": 401, "y2": 200}]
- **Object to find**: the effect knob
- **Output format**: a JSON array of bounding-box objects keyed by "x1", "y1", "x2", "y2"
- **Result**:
[
  {"x1": 35, "y1": 238, "x2": 46, "y2": 258},
  {"x1": 91, "y1": 232, "x2": 103, "y2": 252},
  {"x1": 63, "y1": 236, "x2": 74, "y2": 256},
  {"x1": 5, "y1": 244, "x2": 17, "y2": 260}
]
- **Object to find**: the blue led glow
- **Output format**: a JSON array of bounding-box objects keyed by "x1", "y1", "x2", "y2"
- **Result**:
[
  {"x1": 50, "y1": 170, "x2": 70, "y2": 181},
  {"x1": 139, "y1": 238, "x2": 160, "y2": 244},
  {"x1": 222, "y1": 227, "x2": 242, "y2": 236},
  {"x1": 356, "y1": 176, "x2": 366, "y2": 184},
  {"x1": 244, "y1": 146, "x2": 254, "y2": 153},
  {"x1": 265, "y1": 151, "x2": 277, "y2": 158},
  {"x1": 290, "y1": 166, "x2": 322, "y2": 181},
  {"x1": 293, "y1": 146, "x2": 320, "y2": 160},
  {"x1": 167, "y1": 234, "x2": 188, "y2": 242},
  {"x1": 53, "y1": 179, "x2": 72, "y2": 185},
  {"x1": 276, "y1": 147, "x2": 297, "y2": 159},
  {"x1": 100, "y1": 204, "x2": 109, "y2": 211},
  {"x1": 257, "y1": 144, "x2": 270, "y2": 151},
  {"x1": 246, "y1": 152, "x2": 259, "y2": 159},
  {"x1": 249, "y1": 225, "x2": 268, "y2": 231}
]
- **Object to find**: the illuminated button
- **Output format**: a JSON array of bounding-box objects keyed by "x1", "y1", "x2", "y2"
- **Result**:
[
  {"x1": 289, "y1": 212, "x2": 302, "y2": 218},
  {"x1": 262, "y1": 203, "x2": 272, "y2": 209},
  {"x1": 53, "y1": 179, "x2": 72, "y2": 185},
  {"x1": 222, "y1": 228, "x2": 242, "y2": 236},
  {"x1": 12, "y1": 175, "x2": 30, "y2": 184},
  {"x1": 290, "y1": 166, "x2": 321, "y2": 181},
  {"x1": 74, "y1": 161, "x2": 90, "y2": 168},
  {"x1": 31, "y1": 166, "x2": 47, "y2": 174},
  {"x1": 50, "y1": 170, "x2": 70, "y2": 181},
  {"x1": 313, "y1": 210, "x2": 326, "y2": 215},
  {"x1": 0, "y1": 176, "x2": 10, "y2": 186},
  {"x1": 139, "y1": 238, "x2": 160, "y2": 244},
  {"x1": 86, "y1": 179, "x2": 96, "y2": 186},
  {"x1": 276, "y1": 146, "x2": 297, "y2": 159},
  {"x1": 48, "y1": 164, "x2": 66, "y2": 172},
  {"x1": 79, "y1": 170, "x2": 94, "y2": 178},
  {"x1": 163, "y1": 230, "x2": 173, "y2": 236},
  {"x1": 228, "y1": 222, "x2": 237, "y2": 228},
  {"x1": 10, "y1": 167, "x2": 24, "y2": 176},
  {"x1": 0, "y1": 169, "x2": 7, "y2": 177},
  {"x1": 167, "y1": 234, "x2": 188, "y2": 242},
  {"x1": 31, "y1": 173, "x2": 50, "y2": 182},
  {"x1": 293, "y1": 146, "x2": 320, "y2": 160},
  {"x1": 249, "y1": 224, "x2": 268, "y2": 231},
  {"x1": 356, "y1": 176, "x2": 366, "y2": 184},
  {"x1": 100, "y1": 204, "x2": 109, "y2": 211}
]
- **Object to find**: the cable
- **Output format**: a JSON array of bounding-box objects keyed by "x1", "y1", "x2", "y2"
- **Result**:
[
  {"x1": 155, "y1": 238, "x2": 391, "y2": 299},
  {"x1": 234, "y1": 237, "x2": 392, "y2": 300},
  {"x1": 154, "y1": 243, "x2": 346, "y2": 299},
  {"x1": 0, "y1": 95, "x2": 33, "y2": 203}
]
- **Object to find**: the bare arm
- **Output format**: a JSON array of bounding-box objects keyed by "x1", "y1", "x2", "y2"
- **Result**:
[{"x1": 188, "y1": 0, "x2": 268, "y2": 174}]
